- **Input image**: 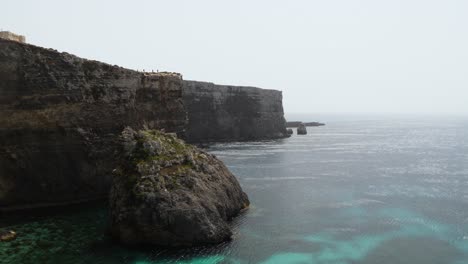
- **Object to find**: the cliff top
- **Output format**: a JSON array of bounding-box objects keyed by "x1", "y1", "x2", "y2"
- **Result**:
[
  {"x1": 144, "y1": 71, "x2": 183, "y2": 79},
  {"x1": 0, "y1": 37, "x2": 280, "y2": 94},
  {"x1": 0, "y1": 31, "x2": 26, "y2": 43}
]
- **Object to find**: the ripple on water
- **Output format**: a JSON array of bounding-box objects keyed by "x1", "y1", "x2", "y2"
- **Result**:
[{"x1": 3, "y1": 117, "x2": 468, "y2": 263}]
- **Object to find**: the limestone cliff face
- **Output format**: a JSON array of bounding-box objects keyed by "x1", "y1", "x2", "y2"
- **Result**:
[
  {"x1": 183, "y1": 81, "x2": 288, "y2": 142},
  {"x1": 0, "y1": 39, "x2": 186, "y2": 209},
  {"x1": 0, "y1": 39, "x2": 287, "y2": 209}
]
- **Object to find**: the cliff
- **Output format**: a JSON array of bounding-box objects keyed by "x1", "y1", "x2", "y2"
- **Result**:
[
  {"x1": 0, "y1": 38, "x2": 287, "y2": 210},
  {"x1": 183, "y1": 81, "x2": 288, "y2": 142},
  {"x1": 0, "y1": 38, "x2": 186, "y2": 209}
]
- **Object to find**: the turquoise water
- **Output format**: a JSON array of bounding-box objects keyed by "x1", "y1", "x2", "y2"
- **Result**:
[{"x1": 2, "y1": 116, "x2": 468, "y2": 263}]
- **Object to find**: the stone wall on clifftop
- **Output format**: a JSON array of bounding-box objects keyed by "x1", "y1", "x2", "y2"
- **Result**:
[
  {"x1": 0, "y1": 38, "x2": 186, "y2": 209},
  {"x1": 183, "y1": 80, "x2": 288, "y2": 142}
]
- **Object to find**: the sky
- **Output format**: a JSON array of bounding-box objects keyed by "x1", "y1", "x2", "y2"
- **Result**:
[{"x1": 2, "y1": 0, "x2": 468, "y2": 114}]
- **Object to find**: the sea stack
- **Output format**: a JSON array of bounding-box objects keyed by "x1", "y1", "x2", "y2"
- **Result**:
[
  {"x1": 297, "y1": 123, "x2": 307, "y2": 135},
  {"x1": 109, "y1": 128, "x2": 250, "y2": 247}
]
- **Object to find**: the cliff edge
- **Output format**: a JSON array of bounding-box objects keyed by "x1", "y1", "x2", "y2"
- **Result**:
[
  {"x1": 183, "y1": 81, "x2": 288, "y2": 142},
  {"x1": 0, "y1": 38, "x2": 186, "y2": 209},
  {"x1": 0, "y1": 38, "x2": 286, "y2": 210}
]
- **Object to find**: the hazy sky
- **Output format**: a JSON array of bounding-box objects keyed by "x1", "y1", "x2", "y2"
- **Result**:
[{"x1": 2, "y1": 0, "x2": 468, "y2": 114}]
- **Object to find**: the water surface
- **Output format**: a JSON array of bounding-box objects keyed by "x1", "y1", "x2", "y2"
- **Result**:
[{"x1": 2, "y1": 116, "x2": 468, "y2": 263}]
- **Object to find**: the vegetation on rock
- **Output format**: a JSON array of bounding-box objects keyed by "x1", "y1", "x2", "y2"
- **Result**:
[{"x1": 109, "y1": 127, "x2": 249, "y2": 247}]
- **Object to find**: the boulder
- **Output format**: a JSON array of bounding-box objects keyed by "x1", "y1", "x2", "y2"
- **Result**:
[
  {"x1": 297, "y1": 123, "x2": 307, "y2": 135},
  {"x1": 0, "y1": 230, "x2": 17, "y2": 242},
  {"x1": 109, "y1": 128, "x2": 250, "y2": 247}
]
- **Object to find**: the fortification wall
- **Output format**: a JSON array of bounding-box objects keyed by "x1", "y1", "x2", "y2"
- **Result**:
[{"x1": 0, "y1": 31, "x2": 26, "y2": 43}]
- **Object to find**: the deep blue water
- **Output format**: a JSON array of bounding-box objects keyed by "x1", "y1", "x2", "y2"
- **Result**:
[{"x1": 2, "y1": 115, "x2": 468, "y2": 263}]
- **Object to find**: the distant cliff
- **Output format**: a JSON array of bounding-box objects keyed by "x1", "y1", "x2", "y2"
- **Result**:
[
  {"x1": 286, "y1": 121, "x2": 325, "y2": 127},
  {"x1": 183, "y1": 81, "x2": 288, "y2": 142},
  {"x1": 0, "y1": 38, "x2": 287, "y2": 209}
]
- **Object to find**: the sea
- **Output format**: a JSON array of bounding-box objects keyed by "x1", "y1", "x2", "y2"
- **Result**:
[{"x1": 2, "y1": 114, "x2": 468, "y2": 264}]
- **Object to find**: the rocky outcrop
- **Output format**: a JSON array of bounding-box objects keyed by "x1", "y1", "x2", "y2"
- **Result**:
[
  {"x1": 0, "y1": 38, "x2": 186, "y2": 209},
  {"x1": 110, "y1": 128, "x2": 249, "y2": 246},
  {"x1": 287, "y1": 128, "x2": 293, "y2": 135},
  {"x1": 183, "y1": 81, "x2": 288, "y2": 142},
  {"x1": 297, "y1": 123, "x2": 307, "y2": 135},
  {"x1": 0, "y1": 230, "x2": 17, "y2": 242}
]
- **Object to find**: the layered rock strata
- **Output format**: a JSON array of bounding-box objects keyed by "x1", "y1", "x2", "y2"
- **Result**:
[
  {"x1": 183, "y1": 81, "x2": 288, "y2": 142},
  {"x1": 0, "y1": 38, "x2": 286, "y2": 210},
  {"x1": 0, "y1": 39, "x2": 186, "y2": 209}
]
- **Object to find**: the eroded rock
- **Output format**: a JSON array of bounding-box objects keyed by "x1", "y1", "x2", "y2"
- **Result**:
[
  {"x1": 0, "y1": 230, "x2": 17, "y2": 242},
  {"x1": 109, "y1": 128, "x2": 249, "y2": 247},
  {"x1": 0, "y1": 38, "x2": 186, "y2": 209},
  {"x1": 183, "y1": 81, "x2": 289, "y2": 142},
  {"x1": 297, "y1": 123, "x2": 307, "y2": 135}
]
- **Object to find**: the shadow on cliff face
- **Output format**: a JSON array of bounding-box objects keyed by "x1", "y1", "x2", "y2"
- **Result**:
[{"x1": 0, "y1": 129, "x2": 113, "y2": 209}]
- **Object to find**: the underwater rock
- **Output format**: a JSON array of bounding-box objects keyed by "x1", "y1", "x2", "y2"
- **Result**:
[
  {"x1": 0, "y1": 230, "x2": 17, "y2": 242},
  {"x1": 297, "y1": 123, "x2": 307, "y2": 135},
  {"x1": 109, "y1": 127, "x2": 250, "y2": 247}
]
